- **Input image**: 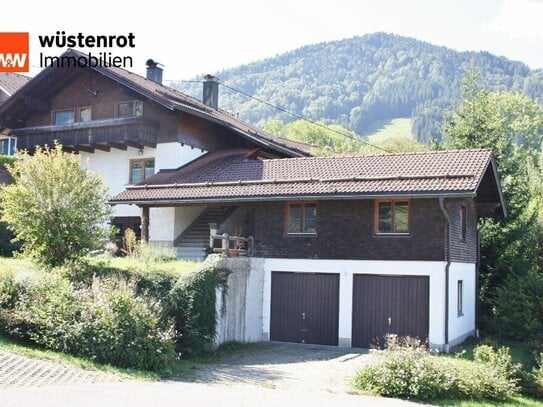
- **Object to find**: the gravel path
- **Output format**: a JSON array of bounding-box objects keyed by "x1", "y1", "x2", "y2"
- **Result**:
[
  {"x1": 0, "y1": 350, "x2": 125, "y2": 388},
  {"x1": 184, "y1": 342, "x2": 374, "y2": 394}
]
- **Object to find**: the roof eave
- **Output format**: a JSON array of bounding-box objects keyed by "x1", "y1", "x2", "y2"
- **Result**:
[
  {"x1": 109, "y1": 191, "x2": 477, "y2": 206},
  {"x1": 474, "y1": 155, "x2": 507, "y2": 218}
]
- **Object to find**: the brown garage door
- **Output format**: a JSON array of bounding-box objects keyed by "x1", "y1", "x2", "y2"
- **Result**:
[
  {"x1": 352, "y1": 275, "x2": 429, "y2": 348},
  {"x1": 270, "y1": 272, "x2": 339, "y2": 346}
]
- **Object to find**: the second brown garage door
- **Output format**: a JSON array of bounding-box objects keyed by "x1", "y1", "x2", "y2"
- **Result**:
[
  {"x1": 270, "y1": 272, "x2": 339, "y2": 346},
  {"x1": 352, "y1": 275, "x2": 429, "y2": 348}
]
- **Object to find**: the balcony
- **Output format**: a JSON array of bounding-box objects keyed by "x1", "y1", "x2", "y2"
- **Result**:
[{"x1": 13, "y1": 117, "x2": 159, "y2": 153}]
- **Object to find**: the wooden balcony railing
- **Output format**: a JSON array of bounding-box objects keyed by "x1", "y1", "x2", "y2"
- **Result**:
[
  {"x1": 210, "y1": 233, "x2": 254, "y2": 257},
  {"x1": 13, "y1": 117, "x2": 159, "y2": 153}
]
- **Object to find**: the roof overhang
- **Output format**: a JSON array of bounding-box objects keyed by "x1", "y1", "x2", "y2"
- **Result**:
[{"x1": 109, "y1": 191, "x2": 477, "y2": 206}]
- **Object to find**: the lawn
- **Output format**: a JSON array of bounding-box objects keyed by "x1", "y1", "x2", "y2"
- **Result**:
[{"x1": 365, "y1": 117, "x2": 415, "y2": 143}]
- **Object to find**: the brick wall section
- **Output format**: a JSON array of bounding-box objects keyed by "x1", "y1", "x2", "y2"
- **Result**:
[
  {"x1": 446, "y1": 198, "x2": 477, "y2": 263},
  {"x1": 254, "y1": 198, "x2": 448, "y2": 261}
]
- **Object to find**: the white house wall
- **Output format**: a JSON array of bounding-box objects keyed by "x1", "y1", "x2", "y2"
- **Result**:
[
  {"x1": 448, "y1": 262, "x2": 476, "y2": 346},
  {"x1": 81, "y1": 143, "x2": 204, "y2": 218}
]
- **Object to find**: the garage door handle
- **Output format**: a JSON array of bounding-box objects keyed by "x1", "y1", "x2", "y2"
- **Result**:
[
  {"x1": 301, "y1": 312, "x2": 306, "y2": 320},
  {"x1": 388, "y1": 317, "x2": 391, "y2": 325}
]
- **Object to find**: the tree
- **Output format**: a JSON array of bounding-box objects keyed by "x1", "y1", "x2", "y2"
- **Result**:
[
  {"x1": 1, "y1": 144, "x2": 112, "y2": 267},
  {"x1": 443, "y1": 85, "x2": 543, "y2": 314}
]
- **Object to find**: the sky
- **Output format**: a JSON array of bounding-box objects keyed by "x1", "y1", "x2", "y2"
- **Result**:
[{"x1": 4, "y1": 0, "x2": 543, "y2": 80}]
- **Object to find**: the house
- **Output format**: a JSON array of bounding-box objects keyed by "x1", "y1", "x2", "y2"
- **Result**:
[
  {"x1": 0, "y1": 49, "x2": 506, "y2": 350},
  {"x1": 0, "y1": 73, "x2": 31, "y2": 155},
  {"x1": 0, "y1": 49, "x2": 309, "y2": 250},
  {"x1": 110, "y1": 147, "x2": 505, "y2": 350}
]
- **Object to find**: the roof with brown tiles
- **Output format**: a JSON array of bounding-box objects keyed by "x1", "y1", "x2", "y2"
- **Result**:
[
  {"x1": 0, "y1": 73, "x2": 31, "y2": 97},
  {"x1": 83, "y1": 52, "x2": 311, "y2": 156},
  {"x1": 0, "y1": 50, "x2": 310, "y2": 157},
  {"x1": 111, "y1": 148, "x2": 503, "y2": 208}
]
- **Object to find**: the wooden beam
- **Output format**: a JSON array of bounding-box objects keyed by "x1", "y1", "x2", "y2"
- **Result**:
[
  {"x1": 124, "y1": 140, "x2": 144, "y2": 149},
  {"x1": 75, "y1": 145, "x2": 94, "y2": 153},
  {"x1": 108, "y1": 142, "x2": 128, "y2": 150},
  {"x1": 141, "y1": 206, "x2": 149, "y2": 243},
  {"x1": 91, "y1": 143, "x2": 110, "y2": 152}
]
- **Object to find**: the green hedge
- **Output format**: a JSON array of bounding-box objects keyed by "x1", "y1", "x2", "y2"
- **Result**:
[
  {"x1": 165, "y1": 265, "x2": 218, "y2": 356},
  {"x1": 0, "y1": 258, "x2": 219, "y2": 368}
]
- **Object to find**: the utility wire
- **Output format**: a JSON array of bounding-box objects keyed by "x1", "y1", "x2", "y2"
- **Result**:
[{"x1": 168, "y1": 79, "x2": 392, "y2": 153}]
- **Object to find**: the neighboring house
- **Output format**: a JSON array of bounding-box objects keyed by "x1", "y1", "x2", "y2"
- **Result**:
[
  {"x1": 0, "y1": 73, "x2": 31, "y2": 155},
  {"x1": 0, "y1": 49, "x2": 309, "y2": 244},
  {"x1": 110, "y1": 148, "x2": 505, "y2": 350}
]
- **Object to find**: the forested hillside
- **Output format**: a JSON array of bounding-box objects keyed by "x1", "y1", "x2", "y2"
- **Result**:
[{"x1": 172, "y1": 32, "x2": 543, "y2": 144}]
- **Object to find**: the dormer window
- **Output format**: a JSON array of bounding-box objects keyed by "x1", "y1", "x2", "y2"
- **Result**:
[
  {"x1": 53, "y1": 109, "x2": 75, "y2": 125},
  {"x1": 117, "y1": 100, "x2": 143, "y2": 118}
]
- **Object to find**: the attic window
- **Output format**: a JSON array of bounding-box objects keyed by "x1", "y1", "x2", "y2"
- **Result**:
[
  {"x1": 53, "y1": 109, "x2": 75, "y2": 125},
  {"x1": 117, "y1": 100, "x2": 143, "y2": 118}
]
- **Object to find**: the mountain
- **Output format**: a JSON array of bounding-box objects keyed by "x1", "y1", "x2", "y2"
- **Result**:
[{"x1": 171, "y1": 32, "x2": 543, "y2": 144}]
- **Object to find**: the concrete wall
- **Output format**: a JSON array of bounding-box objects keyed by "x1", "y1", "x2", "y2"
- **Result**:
[
  {"x1": 214, "y1": 257, "x2": 476, "y2": 350},
  {"x1": 214, "y1": 257, "x2": 265, "y2": 346}
]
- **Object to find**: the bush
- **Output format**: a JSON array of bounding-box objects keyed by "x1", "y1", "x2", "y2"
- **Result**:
[
  {"x1": 353, "y1": 336, "x2": 519, "y2": 401},
  {"x1": 3, "y1": 272, "x2": 176, "y2": 370},
  {"x1": 493, "y1": 272, "x2": 543, "y2": 341},
  {"x1": 165, "y1": 265, "x2": 218, "y2": 356},
  {"x1": 1, "y1": 144, "x2": 112, "y2": 267}
]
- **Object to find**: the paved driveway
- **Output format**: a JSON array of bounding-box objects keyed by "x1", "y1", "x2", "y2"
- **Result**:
[
  {"x1": 183, "y1": 342, "x2": 374, "y2": 394},
  {"x1": 0, "y1": 342, "x2": 430, "y2": 406}
]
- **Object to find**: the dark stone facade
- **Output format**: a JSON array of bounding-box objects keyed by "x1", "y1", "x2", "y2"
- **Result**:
[{"x1": 253, "y1": 198, "x2": 478, "y2": 262}]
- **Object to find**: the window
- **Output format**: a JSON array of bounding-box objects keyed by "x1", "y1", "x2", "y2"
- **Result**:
[
  {"x1": 78, "y1": 106, "x2": 92, "y2": 122},
  {"x1": 374, "y1": 200, "x2": 409, "y2": 234},
  {"x1": 129, "y1": 158, "x2": 155, "y2": 184},
  {"x1": 285, "y1": 202, "x2": 317, "y2": 234},
  {"x1": 457, "y1": 280, "x2": 464, "y2": 316},
  {"x1": 460, "y1": 205, "x2": 467, "y2": 242},
  {"x1": 53, "y1": 109, "x2": 75, "y2": 125},
  {"x1": 117, "y1": 100, "x2": 143, "y2": 118},
  {"x1": 0, "y1": 137, "x2": 16, "y2": 155}
]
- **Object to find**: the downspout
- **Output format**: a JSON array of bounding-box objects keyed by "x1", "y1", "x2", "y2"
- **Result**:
[{"x1": 438, "y1": 197, "x2": 451, "y2": 352}]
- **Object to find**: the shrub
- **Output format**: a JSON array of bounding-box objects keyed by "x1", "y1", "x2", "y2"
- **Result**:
[
  {"x1": 4, "y1": 272, "x2": 176, "y2": 370},
  {"x1": 165, "y1": 265, "x2": 218, "y2": 356},
  {"x1": 1, "y1": 144, "x2": 112, "y2": 267},
  {"x1": 353, "y1": 337, "x2": 519, "y2": 401},
  {"x1": 0, "y1": 270, "x2": 16, "y2": 308},
  {"x1": 493, "y1": 272, "x2": 543, "y2": 341},
  {"x1": 121, "y1": 228, "x2": 139, "y2": 257}
]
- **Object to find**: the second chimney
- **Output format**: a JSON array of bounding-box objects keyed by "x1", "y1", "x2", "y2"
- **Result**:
[
  {"x1": 146, "y1": 59, "x2": 163, "y2": 84},
  {"x1": 203, "y1": 74, "x2": 219, "y2": 110}
]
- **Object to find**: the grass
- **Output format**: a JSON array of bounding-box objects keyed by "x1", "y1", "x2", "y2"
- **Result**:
[
  {"x1": 364, "y1": 117, "x2": 414, "y2": 143},
  {"x1": 0, "y1": 334, "x2": 159, "y2": 380},
  {"x1": 434, "y1": 337, "x2": 543, "y2": 407},
  {"x1": 0, "y1": 333, "x2": 266, "y2": 381},
  {"x1": 0, "y1": 257, "x2": 41, "y2": 274},
  {"x1": 434, "y1": 396, "x2": 543, "y2": 407}
]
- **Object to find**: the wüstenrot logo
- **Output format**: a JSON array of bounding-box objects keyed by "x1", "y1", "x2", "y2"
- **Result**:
[{"x1": 0, "y1": 32, "x2": 29, "y2": 72}]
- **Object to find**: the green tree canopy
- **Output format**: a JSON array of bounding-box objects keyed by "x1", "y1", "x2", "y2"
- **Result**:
[
  {"x1": 1, "y1": 144, "x2": 112, "y2": 267},
  {"x1": 443, "y1": 87, "x2": 543, "y2": 313}
]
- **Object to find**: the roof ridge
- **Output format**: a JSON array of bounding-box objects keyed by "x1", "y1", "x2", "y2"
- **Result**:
[{"x1": 260, "y1": 147, "x2": 492, "y2": 162}]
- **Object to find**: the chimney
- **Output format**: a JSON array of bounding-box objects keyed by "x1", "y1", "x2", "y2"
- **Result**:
[
  {"x1": 203, "y1": 74, "x2": 219, "y2": 110},
  {"x1": 146, "y1": 59, "x2": 163, "y2": 84}
]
